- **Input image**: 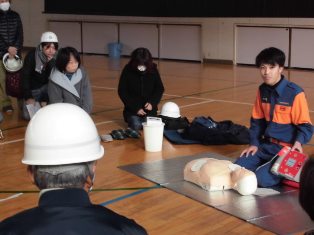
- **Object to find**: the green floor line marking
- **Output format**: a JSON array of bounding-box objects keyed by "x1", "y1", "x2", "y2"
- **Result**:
[{"x1": 0, "y1": 185, "x2": 163, "y2": 194}]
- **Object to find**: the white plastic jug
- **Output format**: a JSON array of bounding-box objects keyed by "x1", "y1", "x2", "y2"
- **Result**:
[{"x1": 142, "y1": 120, "x2": 165, "y2": 152}]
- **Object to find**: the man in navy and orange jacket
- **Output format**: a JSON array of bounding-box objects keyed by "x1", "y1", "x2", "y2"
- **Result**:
[{"x1": 235, "y1": 47, "x2": 313, "y2": 187}]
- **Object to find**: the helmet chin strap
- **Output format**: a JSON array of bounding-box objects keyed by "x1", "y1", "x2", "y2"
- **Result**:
[
  {"x1": 84, "y1": 173, "x2": 95, "y2": 192},
  {"x1": 85, "y1": 163, "x2": 96, "y2": 192}
]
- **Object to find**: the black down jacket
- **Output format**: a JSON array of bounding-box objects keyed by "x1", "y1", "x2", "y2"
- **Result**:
[{"x1": 0, "y1": 9, "x2": 23, "y2": 59}]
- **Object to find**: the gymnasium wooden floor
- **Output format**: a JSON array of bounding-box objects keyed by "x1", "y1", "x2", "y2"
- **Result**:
[{"x1": 1, "y1": 55, "x2": 314, "y2": 234}]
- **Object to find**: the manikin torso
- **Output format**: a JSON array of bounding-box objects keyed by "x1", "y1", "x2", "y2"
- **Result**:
[{"x1": 184, "y1": 158, "x2": 257, "y2": 195}]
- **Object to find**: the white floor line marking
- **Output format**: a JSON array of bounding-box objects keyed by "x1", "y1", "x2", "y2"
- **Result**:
[
  {"x1": 185, "y1": 96, "x2": 214, "y2": 101},
  {"x1": 165, "y1": 93, "x2": 314, "y2": 111},
  {"x1": 0, "y1": 138, "x2": 25, "y2": 145},
  {"x1": 0, "y1": 121, "x2": 116, "y2": 145},
  {"x1": 165, "y1": 94, "x2": 213, "y2": 101},
  {"x1": 165, "y1": 93, "x2": 254, "y2": 106},
  {"x1": 0, "y1": 193, "x2": 23, "y2": 202},
  {"x1": 91, "y1": 90, "x2": 314, "y2": 111},
  {"x1": 210, "y1": 99, "x2": 253, "y2": 106},
  {"x1": 163, "y1": 93, "x2": 182, "y2": 97},
  {"x1": 91, "y1": 90, "x2": 313, "y2": 111},
  {"x1": 180, "y1": 100, "x2": 214, "y2": 108},
  {"x1": 95, "y1": 120, "x2": 115, "y2": 126}
]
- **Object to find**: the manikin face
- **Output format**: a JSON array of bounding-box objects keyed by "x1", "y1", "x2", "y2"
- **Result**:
[
  {"x1": 65, "y1": 54, "x2": 79, "y2": 73},
  {"x1": 42, "y1": 43, "x2": 57, "y2": 61},
  {"x1": 259, "y1": 63, "x2": 283, "y2": 86}
]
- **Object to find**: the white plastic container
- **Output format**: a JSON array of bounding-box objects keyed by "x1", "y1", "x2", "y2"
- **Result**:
[{"x1": 142, "y1": 121, "x2": 165, "y2": 152}]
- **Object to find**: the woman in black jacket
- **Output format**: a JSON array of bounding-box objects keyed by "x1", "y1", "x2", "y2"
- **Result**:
[
  {"x1": 118, "y1": 48, "x2": 164, "y2": 130},
  {"x1": 0, "y1": 0, "x2": 23, "y2": 113}
]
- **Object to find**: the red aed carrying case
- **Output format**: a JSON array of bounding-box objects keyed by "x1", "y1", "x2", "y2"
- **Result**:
[{"x1": 271, "y1": 146, "x2": 308, "y2": 182}]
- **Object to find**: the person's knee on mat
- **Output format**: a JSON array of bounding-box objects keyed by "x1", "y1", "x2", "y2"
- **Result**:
[
  {"x1": 234, "y1": 154, "x2": 262, "y2": 173},
  {"x1": 255, "y1": 167, "x2": 281, "y2": 187}
]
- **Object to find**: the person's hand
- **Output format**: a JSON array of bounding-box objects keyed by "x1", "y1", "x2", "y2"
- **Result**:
[
  {"x1": 26, "y1": 98, "x2": 35, "y2": 105},
  {"x1": 240, "y1": 145, "x2": 258, "y2": 157},
  {"x1": 144, "y1": 102, "x2": 152, "y2": 111},
  {"x1": 8, "y1": 47, "x2": 17, "y2": 58},
  {"x1": 137, "y1": 109, "x2": 146, "y2": 116},
  {"x1": 291, "y1": 141, "x2": 303, "y2": 153}
]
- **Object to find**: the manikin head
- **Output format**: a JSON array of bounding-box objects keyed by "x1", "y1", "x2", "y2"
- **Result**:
[{"x1": 184, "y1": 158, "x2": 257, "y2": 196}]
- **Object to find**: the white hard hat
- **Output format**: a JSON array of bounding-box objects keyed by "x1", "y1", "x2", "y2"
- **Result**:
[
  {"x1": 22, "y1": 103, "x2": 104, "y2": 165},
  {"x1": 2, "y1": 53, "x2": 23, "y2": 72},
  {"x1": 160, "y1": 102, "x2": 180, "y2": 118},
  {"x1": 40, "y1": 31, "x2": 58, "y2": 43}
]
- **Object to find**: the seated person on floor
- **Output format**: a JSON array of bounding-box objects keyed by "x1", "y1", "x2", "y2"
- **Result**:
[
  {"x1": 22, "y1": 31, "x2": 59, "y2": 120},
  {"x1": 158, "y1": 102, "x2": 189, "y2": 130},
  {"x1": 48, "y1": 46, "x2": 93, "y2": 114},
  {"x1": 118, "y1": 47, "x2": 164, "y2": 131},
  {"x1": 184, "y1": 158, "x2": 257, "y2": 196},
  {"x1": 234, "y1": 47, "x2": 313, "y2": 188}
]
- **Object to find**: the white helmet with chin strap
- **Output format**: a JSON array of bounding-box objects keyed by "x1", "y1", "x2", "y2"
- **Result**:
[
  {"x1": 2, "y1": 53, "x2": 23, "y2": 72},
  {"x1": 160, "y1": 102, "x2": 180, "y2": 118},
  {"x1": 40, "y1": 31, "x2": 58, "y2": 43},
  {"x1": 22, "y1": 103, "x2": 104, "y2": 166}
]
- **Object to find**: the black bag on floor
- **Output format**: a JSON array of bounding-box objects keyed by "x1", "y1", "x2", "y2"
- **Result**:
[
  {"x1": 159, "y1": 115, "x2": 190, "y2": 130},
  {"x1": 182, "y1": 116, "x2": 250, "y2": 145}
]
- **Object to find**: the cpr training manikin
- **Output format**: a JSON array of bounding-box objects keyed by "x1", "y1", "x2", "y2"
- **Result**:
[{"x1": 184, "y1": 158, "x2": 257, "y2": 196}]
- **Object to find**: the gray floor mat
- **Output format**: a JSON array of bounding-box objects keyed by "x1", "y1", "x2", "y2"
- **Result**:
[{"x1": 119, "y1": 152, "x2": 314, "y2": 234}]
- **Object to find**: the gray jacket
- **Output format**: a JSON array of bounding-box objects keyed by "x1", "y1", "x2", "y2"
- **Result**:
[{"x1": 48, "y1": 67, "x2": 93, "y2": 114}]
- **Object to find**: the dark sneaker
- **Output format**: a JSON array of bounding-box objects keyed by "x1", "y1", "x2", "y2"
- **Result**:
[
  {"x1": 110, "y1": 129, "x2": 126, "y2": 140},
  {"x1": 124, "y1": 128, "x2": 141, "y2": 138},
  {"x1": 2, "y1": 105, "x2": 13, "y2": 113}
]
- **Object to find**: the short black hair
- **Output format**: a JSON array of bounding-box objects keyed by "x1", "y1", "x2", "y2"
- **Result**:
[
  {"x1": 299, "y1": 157, "x2": 314, "y2": 220},
  {"x1": 255, "y1": 47, "x2": 285, "y2": 67},
  {"x1": 55, "y1": 47, "x2": 81, "y2": 72}
]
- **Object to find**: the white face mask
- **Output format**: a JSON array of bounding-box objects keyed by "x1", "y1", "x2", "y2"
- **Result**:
[
  {"x1": 0, "y1": 2, "x2": 10, "y2": 11},
  {"x1": 137, "y1": 65, "x2": 146, "y2": 72}
]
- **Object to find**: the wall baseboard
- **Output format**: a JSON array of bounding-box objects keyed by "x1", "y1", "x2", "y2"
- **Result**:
[{"x1": 203, "y1": 59, "x2": 233, "y2": 65}]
